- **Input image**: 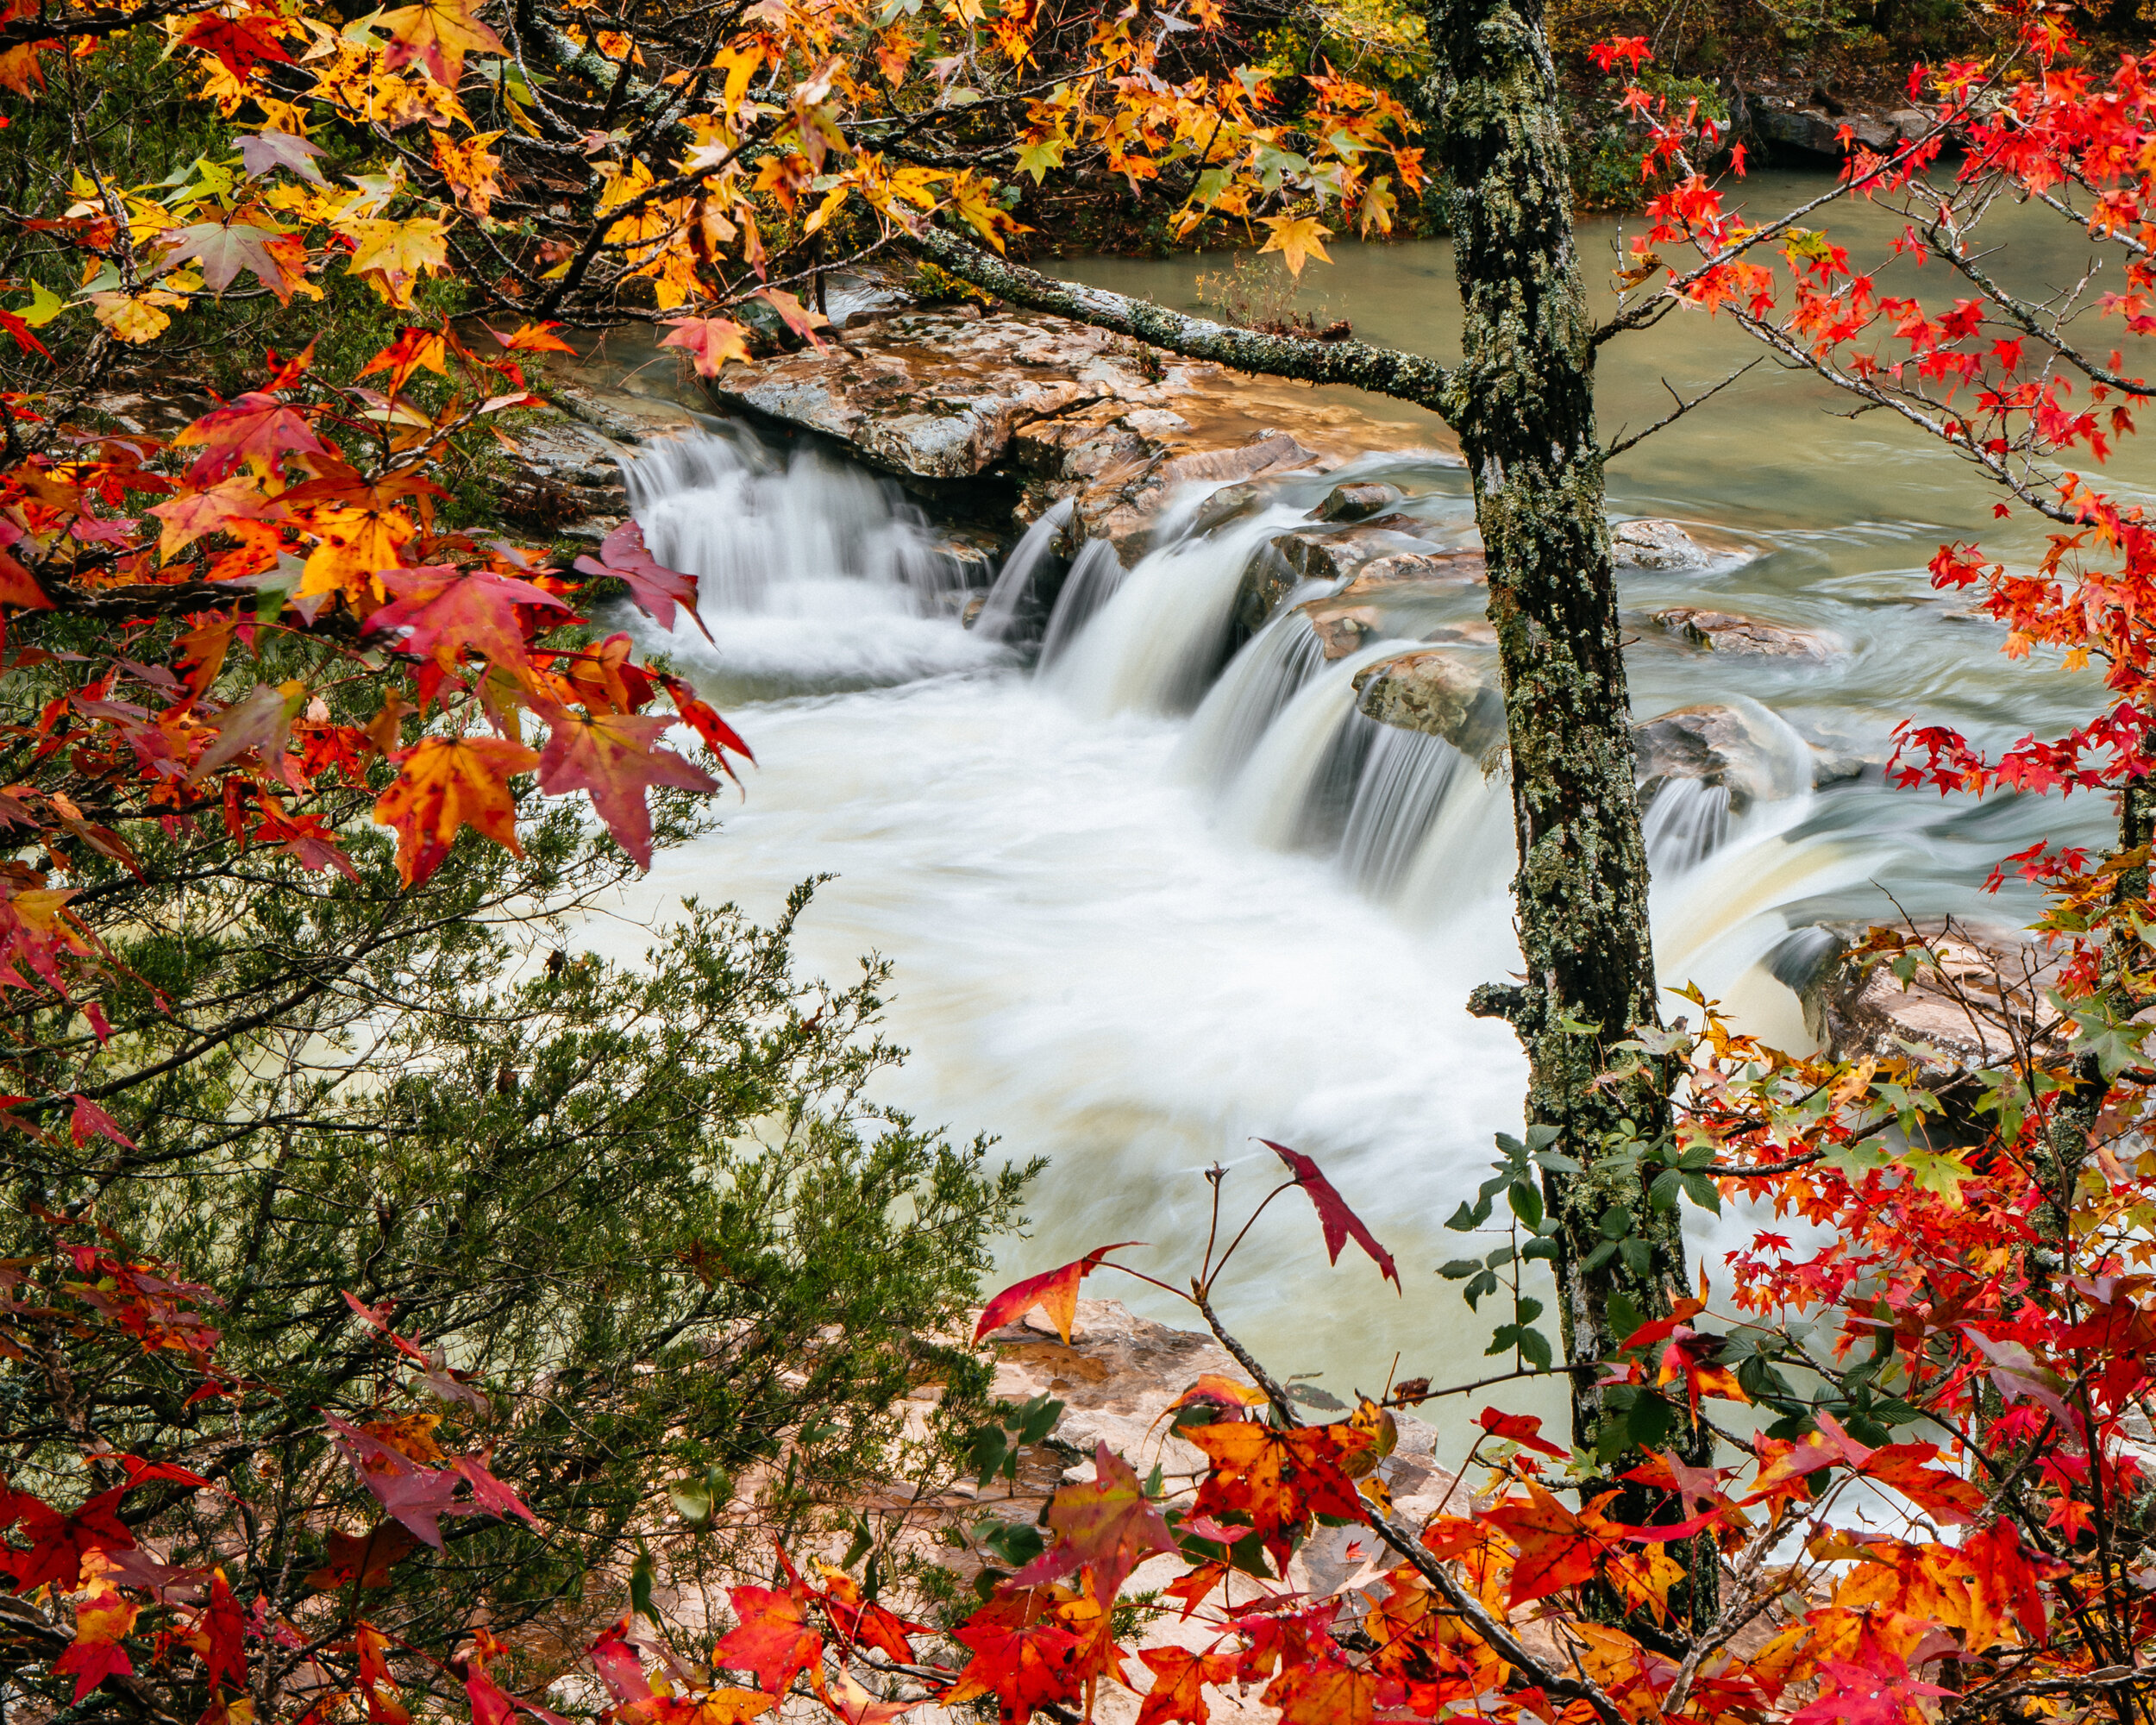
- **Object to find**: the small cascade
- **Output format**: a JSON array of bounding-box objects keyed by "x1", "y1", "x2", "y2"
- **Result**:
[
  {"x1": 1218, "y1": 640, "x2": 1415, "y2": 851},
  {"x1": 1177, "y1": 607, "x2": 1330, "y2": 787},
  {"x1": 1049, "y1": 510, "x2": 1298, "y2": 717},
  {"x1": 1643, "y1": 778, "x2": 1733, "y2": 875},
  {"x1": 1396, "y1": 762, "x2": 1515, "y2": 919},
  {"x1": 1038, "y1": 540, "x2": 1127, "y2": 669},
  {"x1": 621, "y1": 429, "x2": 1004, "y2": 694},
  {"x1": 1340, "y1": 724, "x2": 1467, "y2": 898},
  {"x1": 973, "y1": 499, "x2": 1074, "y2": 643}
]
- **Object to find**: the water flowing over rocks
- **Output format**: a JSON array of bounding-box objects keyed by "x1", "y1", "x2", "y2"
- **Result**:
[
  {"x1": 701, "y1": 303, "x2": 1450, "y2": 560},
  {"x1": 1634, "y1": 700, "x2": 1814, "y2": 812},
  {"x1": 500, "y1": 375, "x2": 711, "y2": 539}
]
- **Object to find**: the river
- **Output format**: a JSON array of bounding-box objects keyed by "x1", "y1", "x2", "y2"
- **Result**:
[{"x1": 607, "y1": 169, "x2": 2144, "y2": 1441}]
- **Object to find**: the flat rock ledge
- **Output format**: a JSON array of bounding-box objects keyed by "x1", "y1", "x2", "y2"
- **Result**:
[{"x1": 705, "y1": 304, "x2": 1455, "y2": 562}]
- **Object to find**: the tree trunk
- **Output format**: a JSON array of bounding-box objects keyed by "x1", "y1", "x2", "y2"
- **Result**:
[{"x1": 1422, "y1": 0, "x2": 1690, "y2": 1463}]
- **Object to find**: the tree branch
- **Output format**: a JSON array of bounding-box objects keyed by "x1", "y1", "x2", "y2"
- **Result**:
[{"x1": 900, "y1": 224, "x2": 1456, "y2": 417}]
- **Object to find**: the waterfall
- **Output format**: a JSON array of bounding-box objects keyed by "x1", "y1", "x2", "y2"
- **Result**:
[
  {"x1": 1048, "y1": 510, "x2": 1299, "y2": 717},
  {"x1": 1217, "y1": 639, "x2": 1417, "y2": 851},
  {"x1": 1038, "y1": 539, "x2": 1128, "y2": 670},
  {"x1": 1643, "y1": 778, "x2": 1732, "y2": 875},
  {"x1": 621, "y1": 429, "x2": 1006, "y2": 695},
  {"x1": 973, "y1": 499, "x2": 1074, "y2": 643},
  {"x1": 1177, "y1": 605, "x2": 1330, "y2": 787},
  {"x1": 1341, "y1": 724, "x2": 1467, "y2": 898}
]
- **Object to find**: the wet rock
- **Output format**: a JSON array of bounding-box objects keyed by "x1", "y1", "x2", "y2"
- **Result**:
[
  {"x1": 1612, "y1": 518, "x2": 1714, "y2": 571},
  {"x1": 1191, "y1": 480, "x2": 1270, "y2": 538},
  {"x1": 1652, "y1": 605, "x2": 1839, "y2": 660},
  {"x1": 1782, "y1": 920, "x2": 2065, "y2": 1110},
  {"x1": 1271, "y1": 517, "x2": 1438, "y2": 586},
  {"x1": 1355, "y1": 550, "x2": 1487, "y2": 587},
  {"x1": 1752, "y1": 96, "x2": 1930, "y2": 158},
  {"x1": 498, "y1": 380, "x2": 712, "y2": 535},
  {"x1": 1312, "y1": 480, "x2": 1404, "y2": 523},
  {"x1": 1230, "y1": 517, "x2": 1445, "y2": 643},
  {"x1": 1351, "y1": 648, "x2": 1507, "y2": 759},
  {"x1": 1634, "y1": 700, "x2": 1810, "y2": 812},
  {"x1": 706, "y1": 305, "x2": 1446, "y2": 561}
]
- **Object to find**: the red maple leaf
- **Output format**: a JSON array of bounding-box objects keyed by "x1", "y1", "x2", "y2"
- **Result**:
[
  {"x1": 53, "y1": 1582, "x2": 137, "y2": 1702},
  {"x1": 1476, "y1": 1406, "x2": 1567, "y2": 1458},
  {"x1": 714, "y1": 1584, "x2": 821, "y2": 1695},
  {"x1": 574, "y1": 520, "x2": 707, "y2": 638},
  {"x1": 945, "y1": 1589, "x2": 1089, "y2": 1724},
  {"x1": 6, "y1": 1487, "x2": 135, "y2": 1592},
  {"x1": 178, "y1": 11, "x2": 292, "y2": 78},
  {"x1": 1479, "y1": 1483, "x2": 1605, "y2": 1609},
  {"x1": 172, "y1": 392, "x2": 330, "y2": 485},
  {"x1": 974, "y1": 1242, "x2": 1142, "y2": 1344},
  {"x1": 365, "y1": 565, "x2": 570, "y2": 674},
  {"x1": 1260, "y1": 1141, "x2": 1399, "y2": 1289},
  {"x1": 1187, "y1": 1421, "x2": 1370, "y2": 1569},
  {"x1": 536, "y1": 710, "x2": 718, "y2": 869},
  {"x1": 1009, "y1": 1442, "x2": 1176, "y2": 1600}
]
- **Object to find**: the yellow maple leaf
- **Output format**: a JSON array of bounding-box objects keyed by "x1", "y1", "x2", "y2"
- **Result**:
[
  {"x1": 1257, "y1": 212, "x2": 1332, "y2": 277},
  {"x1": 88, "y1": 290, "x2": 188, "y2": 343},
  {"x1": 341, "y1": 216, "x2": 448, "y2": 308},
  {"x1": 377, "y1": 0, "x2": 503, "y2": 88}
]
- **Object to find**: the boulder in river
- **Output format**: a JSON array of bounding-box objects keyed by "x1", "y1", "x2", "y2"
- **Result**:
[
  {"x1": 1652, "y1": 605, "x2": 1840, "y2": 660},
  {"x1": 1612, "y1": 518, "x2": 1715, "y2": 570},
  {"x1": 1634, "y1": 699, "x2": 1812, "y2": 812},
  {"x1": 1351, "y1": 647, "x2": 1508, "y2": 759},
  {"x1": 1312, "y1": 480, "x2": 1405, "y2": 523},
  {"x1": 1774, "y1": 920, "x2": 2066, "y2": 1128}
]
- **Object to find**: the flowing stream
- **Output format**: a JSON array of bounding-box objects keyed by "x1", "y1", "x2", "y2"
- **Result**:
[{"x1": 605, "y1": 171, "x2": 2153, "y2": 1439}]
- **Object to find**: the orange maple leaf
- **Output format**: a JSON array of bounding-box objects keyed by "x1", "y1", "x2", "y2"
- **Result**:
[
  {"x1": 974, "y1": 1242, "x2": 1140, "y2": 1344},
  {"x1": 1186, "y1": 1421, "x2": 1369, "y2": 1567},
  {"x1": 377, "y1": 0, "x2": 504, "y2": 87},
  {"x1": 1479, "y1": 1482, "x2": 1606, "y2": 1609},
  {"x1": 1134, "y1": 1646, "x2": 1236, "y2": 1725},
  {"x1": 713, "y1": 1584, "x2": 820, "y2": 1696},
  {"x1": 373, "y1": 734, "x2": 540, "y2": 887}
]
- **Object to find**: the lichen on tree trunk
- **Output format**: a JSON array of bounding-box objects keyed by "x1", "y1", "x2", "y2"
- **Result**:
[{"x1": 1422, "y1": 0, "x2": 1690, "y2": 1467}]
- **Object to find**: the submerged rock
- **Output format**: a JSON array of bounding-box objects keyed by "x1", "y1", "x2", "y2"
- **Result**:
[
  {"x1": 1652, "y1": 605, "x2": 1839, "y2": 660},
  {"x1": 1634, "y1": 699, "x2": 1810, "y2": 812},
  {"x1": 1351, "y1": 648, "x2": 1507, "y2": 759}
]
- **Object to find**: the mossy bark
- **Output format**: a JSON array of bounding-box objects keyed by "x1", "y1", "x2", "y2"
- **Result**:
[{"x1": 1421, "y1": 0, "x2": 1689, "y2": 1464}]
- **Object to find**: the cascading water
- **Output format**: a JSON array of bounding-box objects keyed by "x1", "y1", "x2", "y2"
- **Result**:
[
  {"x1": 971, "y1": 497, "x2": 1073, "y2": 643},
  {"x1": 621, "y1": 429, "x2": 1006, "y2": 697},
  {"x1": 610, "y1": 380, "x2": 2055, "y2": 1412},
  {"x1": 1643, "y1": 779, "x2": 1732, "y2": 875}
]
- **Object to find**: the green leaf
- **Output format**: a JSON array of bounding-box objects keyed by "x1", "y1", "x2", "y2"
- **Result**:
[
  {"x1": 1463, "y1": 1270, "x2": 1499, "y2": 1311},
  {"x1": 1507, "y1": 1180, "x2": 1545, "y2": 1231},
  {"x1": 630, "y1": 1544, "x2": 656, "y2": 1622},
  {"x1": 1438, "y1": 1258, "x2": 1483, "y2": 1279},
  {"x1": 1522, "y1": 1236, "x2": 1561, "y2": 1263},
  {"x1": 1516, "y1": 1327, "x2": 1553, "y2": 1371}
]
